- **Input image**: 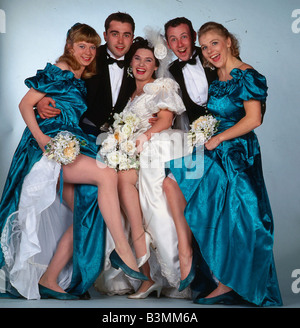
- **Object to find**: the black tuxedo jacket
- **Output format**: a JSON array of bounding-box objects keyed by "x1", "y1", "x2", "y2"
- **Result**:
[
  {"x1": 169, "y1": 46, "x2": 218, "y2": 123},
  {"x1": 82, "y1": 44, "x2": 135, "y2": 129}
]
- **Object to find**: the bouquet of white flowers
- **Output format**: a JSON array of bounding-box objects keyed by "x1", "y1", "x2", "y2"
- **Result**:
[
  {"x1": 187, "y1": 114, "x2": 219, "y2": 153},
  {"x1": 44, "y1": 131, "x2": 86, "y2": 165},
  {"x1": 100, "y1": 112, "x2": 141, "y2": 171}
]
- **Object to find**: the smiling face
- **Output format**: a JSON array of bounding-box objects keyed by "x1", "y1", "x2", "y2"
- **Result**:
[
  {"x1": 104, "y1": 20, "x2": 134, "y2": 59},
  {"x1": 130, "y1": 48, "x2": 158, "y2": 83},
  {"x1": 71, "y1": 41, "x2": 97, "y2": 67},
  {"x1": 166, "y1": 23, "x2": 195, "y2": 62},
  {"x1": 199, "y1": 30, "x2": 232, "y2": 68}
]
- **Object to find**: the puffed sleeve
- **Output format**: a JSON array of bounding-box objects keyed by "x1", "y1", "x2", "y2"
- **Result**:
[
  {"x1": 229, "y1": 68, "x2": 268, "y2": 103},
  {"x1": 24, "y1": 63, "x2": 83, "y2": 95},
  {"x1": 144, "y1": 77, "x2": 186, "y2": 115}
]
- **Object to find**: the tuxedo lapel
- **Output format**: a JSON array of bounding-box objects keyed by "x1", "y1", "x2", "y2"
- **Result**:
[
  {"x1": 84, "y1": 45, "x2": 136, "y2": 128},
  {"x1": 97, "y1": 45, "x2": 113, "y2": 110},
  {"x1": 169, "y1": 60, "x2": 188, "y2": 95},
  {"x1": 114, "y1": 69, "x2": 135, "y2": 114}
]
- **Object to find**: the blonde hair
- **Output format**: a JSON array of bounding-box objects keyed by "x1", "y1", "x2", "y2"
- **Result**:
[
  {"x1": 57, "y1": 23, "x2": 101, "y2": 79},
  {"x1": 198, "y1": 22, "x2": 240, "y2": 68}
]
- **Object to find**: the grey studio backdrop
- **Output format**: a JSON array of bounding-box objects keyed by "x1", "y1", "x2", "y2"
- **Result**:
[{"x1": 0, "y1": 0, "x2": 299, "y2": 306}]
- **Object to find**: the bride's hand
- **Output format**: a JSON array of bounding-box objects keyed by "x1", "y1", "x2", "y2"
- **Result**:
[{"x1": 136, "y1": 134, "x2": 148, "y2": 153}]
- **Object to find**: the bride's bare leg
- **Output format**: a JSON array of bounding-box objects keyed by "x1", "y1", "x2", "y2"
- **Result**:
[
  {"x1": 118, "y1": 170, "x2": 154, "y2": 290},
  {"x1": 163, "y1": 177, "x2": 193, "y2": 280}
]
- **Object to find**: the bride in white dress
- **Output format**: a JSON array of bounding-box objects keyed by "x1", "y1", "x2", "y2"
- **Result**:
[{"x1": 94, "y1": 30, "x2": 190, "y2": 299}]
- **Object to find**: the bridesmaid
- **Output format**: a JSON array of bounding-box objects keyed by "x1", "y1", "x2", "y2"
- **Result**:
[
  {"x1": 0, "y1": 23, "x2": 146, "y2": 300},
  {"x1": 164, "y1": 22, "x2": 282, "y2": 306}
]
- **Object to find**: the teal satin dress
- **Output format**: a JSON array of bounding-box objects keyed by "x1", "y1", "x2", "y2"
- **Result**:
[
  {"x1": 0, "y1": 63, "x2": 106, "y2": 297},
  {"x1": 169, "y1": 68, "x2": 282, "y2": 306}
]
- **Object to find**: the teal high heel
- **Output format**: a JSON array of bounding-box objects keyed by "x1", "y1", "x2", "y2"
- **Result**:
[
  {"x1": 109, "y1": 249, "x2": 148, "y2": 281},
  {"x1": 178, "y1": 253, "x2": 197, "y2": 292},
  {"x1": 38, "y1": 284, "x2": 79, "y2": 300},
  {"x1": 194, "y1": 290, "x2": 238, "y2": 305}
]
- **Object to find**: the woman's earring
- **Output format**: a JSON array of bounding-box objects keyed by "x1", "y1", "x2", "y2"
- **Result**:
[{"x1": 127, "y1": 66, "x2": 133, "y2": 78}]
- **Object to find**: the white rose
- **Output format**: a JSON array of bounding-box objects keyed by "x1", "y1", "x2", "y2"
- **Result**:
[
  {"x1": 106, "y1": 150, "x2": 121, "y2": 168},
  {"x1": 101, "y1": 134, "x2": 117, "y2": 153},
  {"x1": 192, "y1": 117, "x2": 208, "y2": 131},
  {"x1": 154, "y1": 43, "x2": 167, "y2": 60},
  {"x1": 123, "y1": 113, "x2": 140, "y2": 129},
  {"x1": 120, "y1": 139, "x2": 136, "y2": 156},
  {"x1": 121, "y1": 124, "x2": 134, "y2": 139}
]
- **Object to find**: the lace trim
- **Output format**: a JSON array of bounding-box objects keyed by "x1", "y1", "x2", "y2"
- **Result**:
[{"x1": 1, "y1": 210, "x2": 20, "y2": 269}]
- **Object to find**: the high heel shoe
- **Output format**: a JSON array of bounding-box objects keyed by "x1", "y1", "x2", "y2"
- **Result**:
[
  {"x1": 109, "y1": 249, "x2": 148, "y2": 281},
  {"x1": 128, "y1": 282, "x2": 162, "y2": 299},
  {"x1": 194, "y1": 290, "x2": 238, "y2": 305},
  {"x1": 136, "y1": 231, "x2": 154, "y2": 268},
  {"x1": 178, "y1": 252, "x2": 197, "y2": 292},
  {"x1": 38, "y1": 284, "x2": 79, "y2": 300}
]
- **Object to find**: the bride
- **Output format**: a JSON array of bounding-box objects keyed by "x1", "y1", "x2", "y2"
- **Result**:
[{"x1": 95, "y1": 29, "x2": 190, "y2": 299}]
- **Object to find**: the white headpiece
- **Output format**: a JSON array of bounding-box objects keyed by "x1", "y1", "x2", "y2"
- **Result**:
[{"x1": 143, "y1": 26, "x2": 174, "y2": 78}]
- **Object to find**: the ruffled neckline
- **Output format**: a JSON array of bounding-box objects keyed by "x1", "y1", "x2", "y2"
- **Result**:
[
  {"x1": 143, "y1": 77, "x2": 180, "y2": 94},
  {"x1": 216, "y1": 68, "x2": 255, "y2": 84},
  {"x1": 210, "y1": 68, "x2": 260, "y2": 97},
  {"x1": 130, "y1": 78, "x2": 179, "y2": 102},
  {"x1": 41, "y1": 63, "x2": 86, "y2": 89}
]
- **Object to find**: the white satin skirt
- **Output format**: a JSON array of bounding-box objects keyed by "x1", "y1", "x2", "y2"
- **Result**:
[{"x1": 0, "y1": 157, "x2": 73, "y2": 299}]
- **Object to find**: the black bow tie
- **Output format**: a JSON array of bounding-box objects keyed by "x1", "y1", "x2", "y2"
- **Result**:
[
  {"x1": 107, "y1": 56, "x2": 125, "y2": 69},
  {"x1": 178, "y1": 53, "x2": 198, "y2": 69}
]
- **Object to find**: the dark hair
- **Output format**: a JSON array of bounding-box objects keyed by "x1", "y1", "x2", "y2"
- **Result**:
[
  {"x1": 164, "y1": 17, "x2": 196, "y2": 43},
  {"x1": 198, "y1": 22, "x2": 240, "y2": 61},
  {"x1": 57, "y1": 23, "x2": 101, "y2": 79},
  {"x1": 104, "y1": 12, "x2": 135, "y2": 33},
  {"x1": 127, "y1": 37, "x2": 160, "y2": 78}
]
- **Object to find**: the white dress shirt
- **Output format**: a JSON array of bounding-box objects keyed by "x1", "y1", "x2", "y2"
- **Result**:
[
  {"x1": 107, "y1": 48, "x2": 124, "y2": 107},
  {"x1": 82, "y1": 49, "x2": 125, "y2": 127},
  {"x1": 181, "y1": 55, "x2": 208, "y2": 106}
]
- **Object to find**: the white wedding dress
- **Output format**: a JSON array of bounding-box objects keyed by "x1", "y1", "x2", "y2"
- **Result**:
[{"x1": 94, "y1": 77, "x2": 191, "y2": 298}]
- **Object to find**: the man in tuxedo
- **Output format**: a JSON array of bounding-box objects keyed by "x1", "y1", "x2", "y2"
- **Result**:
[
  {"x1": 81, "y1": 12, "x2": 136, "y2": 135},
  {"x1": 162, "y1": 18, "x2": 218, "y2": 289},
  {"x1": 37, "y1": 12, "x2": 136, "y2": 136},
  {"x1": 164, "y1": 17, "x2": 218, "y2": 124}
]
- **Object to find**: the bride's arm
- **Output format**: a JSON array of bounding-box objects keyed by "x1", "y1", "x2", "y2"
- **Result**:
[
  {"x1": 136, "y1": 109, "x2": 174, "y2": 153},
  {"x1": 19, "y1": 88, "x2": 51, "y2": 151}
]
